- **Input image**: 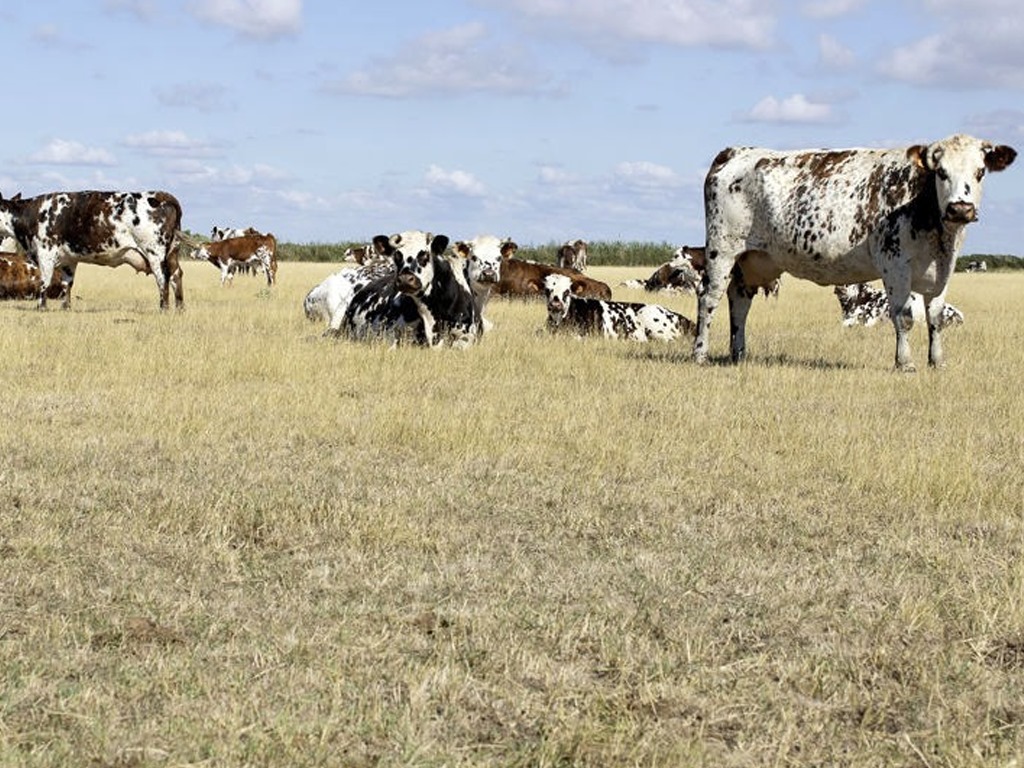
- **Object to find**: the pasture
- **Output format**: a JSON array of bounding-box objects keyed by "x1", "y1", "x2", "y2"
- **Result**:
[{"x1": 2, "y1": 261, "x2": 1023, "y2": 766}]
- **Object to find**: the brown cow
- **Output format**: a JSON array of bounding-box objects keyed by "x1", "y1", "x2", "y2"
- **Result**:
[
  {"x1": 191, "y1": 232, "x2": 278, "y2": 286},
  {"x1": 556, "y1": 239, "x2": 589, "y2": 272},
  {"x1": 0, "y1": 251, "x2": 68, "y2": 301},
  {"x1": 490, "y1": 256, "x2": 611, "y2": 301}
]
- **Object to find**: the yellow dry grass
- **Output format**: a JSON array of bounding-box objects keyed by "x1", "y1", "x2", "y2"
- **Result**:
[{"x1": 2, "y1": 261, "x2": 1023, "y2": 767}]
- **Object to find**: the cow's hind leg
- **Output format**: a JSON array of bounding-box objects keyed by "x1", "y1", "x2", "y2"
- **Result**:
[
  {"x1": 694, "y1": 241, "x2": 739, "y2": 364},
  {"x1": 727, "y1": 274, "x2": 756, "y2": 363},
  {"x1": 924, "y1": 294, "x2": 948, "y2": 369}
]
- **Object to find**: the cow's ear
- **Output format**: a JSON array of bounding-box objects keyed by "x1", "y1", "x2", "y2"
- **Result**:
[
  {"x1": 430, "y1": 234, "x2": 449, "y2": 255},
  {"x1": 906, "y1": 144, "x2": 930, "y2": 170},
  {"x1": 500, "y1": 240, "x2": 518, "y2": 259},
  {"x1": 453, "y1": 241, "x2": 469, "y2": 258},
  {"x1": 985, "y1": 144, "x2": 1017, "y2": 172},
  {"x1": 684, "y1": 246, "x2": 706, "y2": 270},
  {"x1": 372, "y1": 234, "x2": 392, "y2": 255}
]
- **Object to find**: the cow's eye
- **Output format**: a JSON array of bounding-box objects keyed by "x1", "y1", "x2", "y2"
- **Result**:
[
  {"x1": 976, "y1": 167, "x2": 986, "y2": 181},
  {"x1": 417, "y1": 251, "x2": 430, "y2": 267},
  {"x1": 936, "y1": 167, "x2": 949, "y2": 181}
]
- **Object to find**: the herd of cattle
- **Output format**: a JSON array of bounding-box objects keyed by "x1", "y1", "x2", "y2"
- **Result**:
[{"x1": 0, "y1": 133, "x2": 1015, "y2": 369}]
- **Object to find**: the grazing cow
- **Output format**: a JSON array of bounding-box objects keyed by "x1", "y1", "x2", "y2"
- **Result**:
[
  {"x1": 698, "y1": 134, "x2": 1015, "y2": 370},
  {"x1": 964, "y1": 259, "x2": 988, "y2": 273},
  {"x1": 303, "y1": 260, "x2": 394, "y2": 332},
  {"x1": 191, "y1": 232, "x2": 278, "y2": 286},
  {"x1": 834, "y1": 283, "x2": 964, "y2": 329},
  {"x1": 556, "y1": 239, "x2": 589, "y2": 272},
  {"x1": 452, "y1": 235, "x2": 513, "y2": 333},
  {"x1": 342, "y1": 231, "x2": 480, "y2": 348},
  {"x1": 0, "y1": 251, "x2": 70, "y2": 301},
  {"x1": 491, "y1": 256, "x2": 611, "y2": 301},
  {"x1": 543, "y1": 273, "x2": 695, "y2": 342},
  {"x1": 0, "y1": 190, "x2": 184, "y2": 310}
]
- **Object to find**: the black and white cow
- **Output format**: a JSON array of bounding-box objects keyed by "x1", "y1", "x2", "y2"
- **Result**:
[
  {"x1": 834, "y1": 283, "x2": 964, "y2": 329},
  {"x1": 342, "y1": 231, "x2": 480, "y2": 348},
  {"x1": 303, "y1": 259, "x2": 394, "y2": 332},
  {"x1": 542, "y1": 273, "x2": 695, "y2": 342},
  {"x1": 0, "y1": 190, "x2": 184, "y2": 310},
  {"x1": 698, "y1": 134, "x2": 1015, "y2": 370}
]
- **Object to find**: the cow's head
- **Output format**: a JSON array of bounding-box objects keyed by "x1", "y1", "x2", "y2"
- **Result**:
[
  {"x1": 908, "y1": 134, "x2": 1016, "y2": 225},
  {"x1": 542, "y1": 273, "x2": 574, "y2": 325},
  {"x1": 373, "y1": 230, "x2": 449, "y2": 296},
  {"x1": 454, "y1": 235, "x2": 514, "y2": 287}
]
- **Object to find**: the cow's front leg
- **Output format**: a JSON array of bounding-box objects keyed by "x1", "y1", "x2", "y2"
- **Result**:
[{"x1": 886, "y1": 291, "x2": 916, "y2": 372}]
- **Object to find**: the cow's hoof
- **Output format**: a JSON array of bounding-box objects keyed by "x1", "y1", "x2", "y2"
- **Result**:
[{"x1": 894, "y1": 363, "x2": 917, "y2": 373}]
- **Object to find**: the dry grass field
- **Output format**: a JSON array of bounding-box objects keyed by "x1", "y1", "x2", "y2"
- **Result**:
[{"x1": 2, "y1": 260, "x2": 1024, "y2": 767}]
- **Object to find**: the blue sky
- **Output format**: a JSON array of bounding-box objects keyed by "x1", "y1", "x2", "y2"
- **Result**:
[{"x1": 2, "y1": 0, "x2": 1023, "y2": 254}]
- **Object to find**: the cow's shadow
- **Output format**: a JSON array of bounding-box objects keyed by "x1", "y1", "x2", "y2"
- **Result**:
[{"x1": 623, "y1": 347, "x2": 859, "y2": 371}]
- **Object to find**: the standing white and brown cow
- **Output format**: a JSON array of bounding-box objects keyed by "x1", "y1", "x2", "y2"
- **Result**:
[
  {"x1": 542, "y1": 273, "x2": 695, "y2": 342},
  {"x1": 191, "y1": 232, "x2": 278, "y2": 286},
  {"x1": 556, "y1": 239, "x2": 589, "y2": 272},
  {"x1": 0, "y1": 190, "x2": 184, "y2": 310},
  {"x1": 698, "y1": 134, "x2": 1015, "y2": 370}
]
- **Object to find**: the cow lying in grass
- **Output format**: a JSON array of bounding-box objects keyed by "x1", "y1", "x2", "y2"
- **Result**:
[
  {"x1": 834, "y1": 283, "x2": 964, "y2": 329},
  {"x1": 542, "y1": 273, "x2": 695, "y2": 342},
  {"x1": 341, "y1": 231, "x2": 480, "y2": 348}
]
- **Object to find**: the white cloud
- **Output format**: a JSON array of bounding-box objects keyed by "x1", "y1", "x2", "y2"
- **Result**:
[
  {"x1": 801, "y1": 0, "x2": 867, "y2": 19},
  {"x1": 424, "y1": 165, "x2": 486, "y2": 197},
  {"x1": 612, "y1": 161, "x2": 681, "y2": 188},
  {"x1": 329, "y1": 22, "x2": 553, "y2": 98},
  {"x1": 818, "y1": 33, "x2": 855, "y2": 70},
  {"x1": 122, "y1": 130, "x2": 220, "y2": 157},
  {"x1": 876, "y1": 5, "x2": 1024, "y2": 89},
  {"x1": 27, "y1": 139, "x2": 116, "y2": 166},
  {"x1": 188, "y1": 0, "x2": 301, "y2": 40},
  {"x1": 484, "y1": 0, "x2": 777, "y2": 51},
  {"x1": 744, "y1": 93, "x2": 834, "y2": 123},
  {"x1": 155, "y1": 82, "x2": 232, "y2": 113},
  {"x1": 103, "y1": 0, "x2": 158, "y2": 20}
]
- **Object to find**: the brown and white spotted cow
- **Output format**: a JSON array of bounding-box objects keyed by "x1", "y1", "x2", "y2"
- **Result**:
[
  {"x1": 491, "y1": 255, "x2": 611, "y2": 301},
  {"x1": 191, "y1": 232, "x2": 278, "y2": 286},
  {"x1": 556, "y1": 239, "x2": 588, "y2": 272},
  {"x1": 699, "y1": 134, "x2": 1015, "y2": 370},
  {"x1": 0, "y1": 190, "x2": 184, "y2": 310},
  {"x1": 834, "y1": 283, "x2": 964, "y2": 330},
  {"x1": 543, "y1": 273, "x2": 695, "y2": 342}
]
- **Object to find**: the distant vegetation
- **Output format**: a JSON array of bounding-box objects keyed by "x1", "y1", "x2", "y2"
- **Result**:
[
  {"x1": 272, "y1": 240, "x2": 1023, "y2": 269},
  {"x1": 182, "y1": 229, "x2": 1020, "y2": 269},
  {"x1": 274, "y1": 240, "x2": 684, "y2": 266}
]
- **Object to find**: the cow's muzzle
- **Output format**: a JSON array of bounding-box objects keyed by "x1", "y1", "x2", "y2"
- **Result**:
[
  {"x1": 944, "y1": 201, "x2": 977, "y2": 224},
  {"x1": 396, "y1": 272, "x2": 422, "y2": 294}
]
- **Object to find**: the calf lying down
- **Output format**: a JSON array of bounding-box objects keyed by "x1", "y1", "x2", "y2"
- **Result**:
[{"x1": 543, "y1": 273, "x2": 695, "y2": 342}]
